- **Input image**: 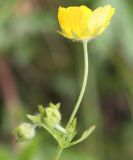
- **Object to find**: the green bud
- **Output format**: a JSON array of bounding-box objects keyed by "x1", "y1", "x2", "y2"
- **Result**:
[
  {"x1": 15, "y1": 123, "x2": 35, "y2": 141},
  {"x1": 44, "y1": 104, "x2": 61, "y2": 128}
]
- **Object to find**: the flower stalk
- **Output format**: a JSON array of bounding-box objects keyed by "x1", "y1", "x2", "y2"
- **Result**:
[
  {"x1": 55, "y1": 40, "x2": 89, "y2": 160},
  {"x1": 67, "y1": 40, "x2": 89, "y2": 125}
]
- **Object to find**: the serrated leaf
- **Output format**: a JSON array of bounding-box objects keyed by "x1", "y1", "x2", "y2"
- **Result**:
[{"x1": 67, "y1": 125, "x2": 96, "y2": 147}]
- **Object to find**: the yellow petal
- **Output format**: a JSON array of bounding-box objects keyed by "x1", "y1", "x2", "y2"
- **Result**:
[
  {"x1": 89, "y1": 5, "x2": 115, "y2": 36},
  {"x1": 58, "y1": 6, "x2": 92, "y2": 40},
  {"x1": 58, "y1": 5, "x2": 115, "y2": 41}
]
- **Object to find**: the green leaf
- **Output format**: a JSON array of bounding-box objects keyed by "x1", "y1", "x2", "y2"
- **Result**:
[{"x1": 67, "y1": 125, "x2": 96, "y2": 147}]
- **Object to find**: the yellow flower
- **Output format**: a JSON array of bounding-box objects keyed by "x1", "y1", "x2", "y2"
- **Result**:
[{"x1": 58, "y1": 5, "x2": 115, "y2": 41}]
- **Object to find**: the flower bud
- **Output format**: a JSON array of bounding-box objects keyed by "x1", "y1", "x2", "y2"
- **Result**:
[
  {"x1": 44, "y1": 105, "x2": 61, "y2": 128},
  {"x1": 15, "y1": 123, "x2": 35, "y2": 141}
]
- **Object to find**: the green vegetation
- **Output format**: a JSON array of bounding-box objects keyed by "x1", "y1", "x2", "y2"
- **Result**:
[{"x1": 0, "y1": 0, "x2": 133, "y2": 160}]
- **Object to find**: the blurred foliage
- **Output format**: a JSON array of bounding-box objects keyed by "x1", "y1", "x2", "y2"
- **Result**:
[{"x1": 0, "y1": 0, "x2": 133, "y2": 160}]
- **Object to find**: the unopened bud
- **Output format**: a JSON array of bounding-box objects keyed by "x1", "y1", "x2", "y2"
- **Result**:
[
  {"x1": 45, "y1": 107, "x2": 61, "y2": 127},
  {"x1": 15, "y1": 123, "x2": 35, "y2": 141}
]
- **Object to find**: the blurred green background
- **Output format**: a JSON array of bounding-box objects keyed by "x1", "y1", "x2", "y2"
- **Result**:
[{"x1": 0, "y1": 0, "x2": 133, "y2": 160}]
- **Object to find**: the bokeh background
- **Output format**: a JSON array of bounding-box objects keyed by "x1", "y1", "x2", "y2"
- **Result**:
[{"x1": 0, "y1": 0, "x2": 133, "y2": 160}]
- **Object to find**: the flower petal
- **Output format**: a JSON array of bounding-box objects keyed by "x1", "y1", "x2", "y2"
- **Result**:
[
  {"x1": 89, "y1": 5, "x2": 115, "y2": 36},
  {"x1": 58, "y1": 5, "x2": 115, "y2": 40},
  {"x1": 58, "y1": 6, "x2": 92, "y2": 39}
]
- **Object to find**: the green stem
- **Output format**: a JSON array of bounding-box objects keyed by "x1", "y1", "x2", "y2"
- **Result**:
[
  {"x1": 55, "y1": 40, "x2": 89, "y2": 160},
  {"x1": 55, "y1": 146, "x2": 63, "y2": 160},
  {"x1": 68, "y1": 40, "x2": 89, "y2": 125}
]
